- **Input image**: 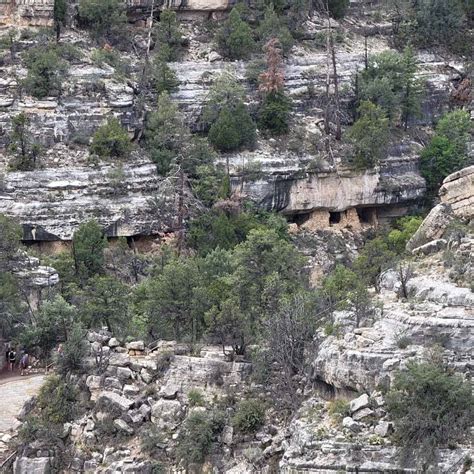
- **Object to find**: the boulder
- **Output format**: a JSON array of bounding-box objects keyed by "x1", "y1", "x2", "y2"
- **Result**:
[
  {"x1": 406, "y1": 203, "x2": 452, "y2": 251},
  {"x1": 412, "y1": 239, "x2": 447, "y2": 256},
  {"x1": 17, "y1": 396, "x2": 36, "y2": 421},
  {"x1": 159, "y1": 383, "x2": 180, "y2": 400},
  {"x1": 222, "y1": 425, "x2": 233, "y2": 445},
  {"x1": 374, "y1": 421, "x2": 393, "y2": 437},
  {"x1": 126, "y1": 408, "x2": 145, "y2": 424},
  {"x1": 342, "y1": 417, "x2": 361, "y2": 433},
  {"x1": 126, "y1": 341, "x2": 145, "y2": 351},
  {"x1": 208, "y1": 51, "x2": 222, "y2": 62},
  {"x1": 108, "y1": 338, "x2": 120, "y2": 348},
  {"x1": 352, "y1": 407, "x2": 374, "y2": 421},
  {"x1": 13, "y1": 457, "x2": 52, "y2": 474},
  {"x1": 83, "y1": 460, "x2": 99, "y2": 471},
  {"x1": 97, "y1": 391, "x2": 133, "y2": 412},
  {"x1": 139, "y1": 403, "x2": 152, "y2": 420},
  {"x1": 439, "y1": 165, "x2": 474, "y2": 220},
  {"x1": 349, "y1": 393, "x2": 370, "y2": 413},
  {"x1": 86, "y1": 375, "x2": 102, "y2": 391},
  {"x1": 104, "y1": 377, "x2": 122, "y2": 390},
  {"x1": 116, "y1": 367, "x2": 133, "y2": 382},
  {"x1": 114, "y1": 419, "x2": 134, "y2": 435},
  {"x1": 140, "y1": 368, "x2": 153, "y2": 384},
  {"x1": 151, "y1": 399, "x2": 182, "y2": 428},
  {"x1": 87, "y1": 331, "x2": 111, "y2": 344},
  {"x1": 123, "y1": 384, "x2": 140, "y2": 397},
  {"x1": 108, "y1": 352, "x2": 131, "y2": 367}
]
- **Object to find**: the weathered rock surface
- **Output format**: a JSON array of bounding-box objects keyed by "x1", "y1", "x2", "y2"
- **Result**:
[
  {"x1": 13, "y1": 456, "x2": 52, "y2": 474},
  {"x1": 0, "y1": 22, "x2": 466, "y2": 240},
  {"x1": 313, "y1": 260, "x2": 474, "y2": 393},
  {"x1": 408, "y1": 165, "x2": 474, "y2": 251},
  {"x1": 440, "y1": 165, "x2": 474, "y2": 220},
  {"x1": 0, "y1": 158, "x2": 199, "y2": 241}
]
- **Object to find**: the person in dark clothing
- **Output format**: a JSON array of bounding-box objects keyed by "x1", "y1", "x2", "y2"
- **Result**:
[{"x1": 7, "y1": 348, "x2": 16, "y2": 371}]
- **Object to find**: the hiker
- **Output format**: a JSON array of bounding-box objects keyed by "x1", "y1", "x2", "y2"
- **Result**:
[
  {"x1": 20, "y1": 352, "x2": 29, "y2": 376},
  {"x1": 7, "y1": 348, "x2": 16, "y2": 371}
]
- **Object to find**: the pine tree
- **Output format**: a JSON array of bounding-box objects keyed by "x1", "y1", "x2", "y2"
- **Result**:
[
  {"x1": 348, "y1": 101, "x2": 390, "y2": 169},
  {"x1": 145, "y1": 91, "x2": 188, "y2": 175},
  {"x1": 8, "y1": 113, "x2": 42, "y2": 170},
  {"x1": 152, "y1": 56, "x2": 179, "y2": 94},
  {"x1": 258, "y1": 39, "x2": 291, "y2": 135},
  {"x1": 155, "y1": 9, "x2": 183, "y2": 60},
  {"x1": 216, "y1": 7, "x2": 255, "y2": 60},
  {"x1": 257, "y1": 5, "x2": 294, "y2": 55},
  {"x1": 72, "y1": 220, "x2": 107, "y2": 280},
  {"x1": 53, "y1": 0, "x2": 67, "y2": 41}
]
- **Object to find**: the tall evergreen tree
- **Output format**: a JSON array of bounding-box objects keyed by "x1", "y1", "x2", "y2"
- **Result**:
[{"x1": 216, "y1": 7, "x2": 255, "y2": 60}]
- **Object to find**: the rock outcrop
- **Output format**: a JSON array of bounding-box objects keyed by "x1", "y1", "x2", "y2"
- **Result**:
[
  {"x1": 440, "y1": 165, "x2": 474, "y2": 220},
  {"x1": 0, "y1": 157, "x2": 195, "y2": 241},
  {"x1": 407, "y1": 165, "x2": 474, "y2": 251}
]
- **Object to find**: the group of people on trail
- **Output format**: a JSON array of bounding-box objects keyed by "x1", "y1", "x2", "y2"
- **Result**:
[{"x1": 4, "y1": 347, "x2": 30, "y2": 376}]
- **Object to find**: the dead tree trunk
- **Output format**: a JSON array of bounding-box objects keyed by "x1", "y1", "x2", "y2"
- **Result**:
[
  {"x1": 176, "y1": 165, "x2": 185, "y2": 256},
  {"x1": 330, "y1": 31, "x2": 341, "y2": 140},
  {"x1": 135, "y1": 0, "x2": 156, "y2": 142}
]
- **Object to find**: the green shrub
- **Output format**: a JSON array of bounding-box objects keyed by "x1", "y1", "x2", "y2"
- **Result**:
[
  {"x1": 232, "y1": 399, "x2": 266, "y2": 434},
  {"x1": 187, "y1": 388, "x2": 205, "y2": 407},
  {"x1": 37, "y1": 375, "x2": 77, "y2": 424},
  {"x1": 177, "y1": 411, "x2": 224, "y2": 465},
  {"x1": 323, "y1": 321, "x2": 342, "y2": 337},
  {"x1": 208, "y1": 102, "x2": 256, "y2": 152},
  {"x1": 357, "y1": 48, "x2": 422, "y2": 128},
  {"x1": 258, "y1": 91, "x2": 291, "y2": 135},
  {"x1": 395, "y1": 334, "x2": 412, "y2": 349},
  {"x1": 55, "y1": 323, "x2": 88, "y2": 375},
  {"x1": 386, "y1": 362, "x2": 474, "y2": 468},
  {"x1": 91, "y1": 47, "x2": 127, "y2": 76},
  {"x1": 53, "y1": 0, "x2": 67, "y2": 40},
  {"x1": 94, "y1": 415, "x2": 121, "y2": 438},
  {"x1": 327, "y1": 0, "x2": 350, "y2": 19},
  {"x1": 413, "y1": 0, "x2": 468, "y2": 52},
  {"x1": 78, "y1": 0, "x2": 126, "y2": 40},
  {"x1": 387, "y1": 216, "x2": 423, "y2": 255},
  {"x1": 144, "y1": 91, "x2": 188, "y2": 175},
  {"x1": 256, "y1": 5, "x2": 294, "y2": 54},
  {"x1": 23, "y1": 45, "x2": 67, "y2": 98},
  {"x1": 140, "y1": 423, "x2": 164, "y2": 455},
  {"x1": 151, "y1": 57, "x2": 179, "y2": 95},
  {"x1": 0, "y1": 214, "x2": 21, "y2": 256},
  {"x1": 18, "y1": 415, "x2": 62, "y2": 444},
  {"x1": 353, "y1": 237, "x2": 396, "y2": 293},
  {"x1": 328, "y1": 399, "x2": 350, "y2": 423},
  {"x1": 90, "y1": 117, "x2": 131, "y2": 158},
  {"x1": 154, "y1": 9, "x2": 183, "y2": 61},
  {"x1": 420, "y1": 110, "x2": 472, "y2": 196}
]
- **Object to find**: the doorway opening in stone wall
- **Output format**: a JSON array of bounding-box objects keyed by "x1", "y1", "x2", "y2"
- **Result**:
[
  {"x1": 356, "y1": 207, "x2": 377, "y2": 226},
  {"x1": 287, "y1": 212, "x2": 311, "y2": 226},
  {"x1": 329, "y1": 211, "x2": 341, "y2": 225}
]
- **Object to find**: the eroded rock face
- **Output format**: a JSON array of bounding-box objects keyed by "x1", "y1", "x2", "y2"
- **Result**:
[
  {"x1": 0, "y1": 0, "x2": 54, "y2": 27},
  {"x1": 408, "y1": 165, "x2": 474, "y2": 251},
  {"x1": 440, "y1": 165, "x2": 474, "y2": 220},
  {"x1": 0, "y1": 0, "x2": 232, "y2": 26},
  {"x1": 13, "y1": 456, "x2": 52, "y2": 474},
  {"x1": 0, "y1": 158, "x2": 199, "y2": 241},
  {"x1": 312, "y1": 266, "x2": 474, "y2": 393}
]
